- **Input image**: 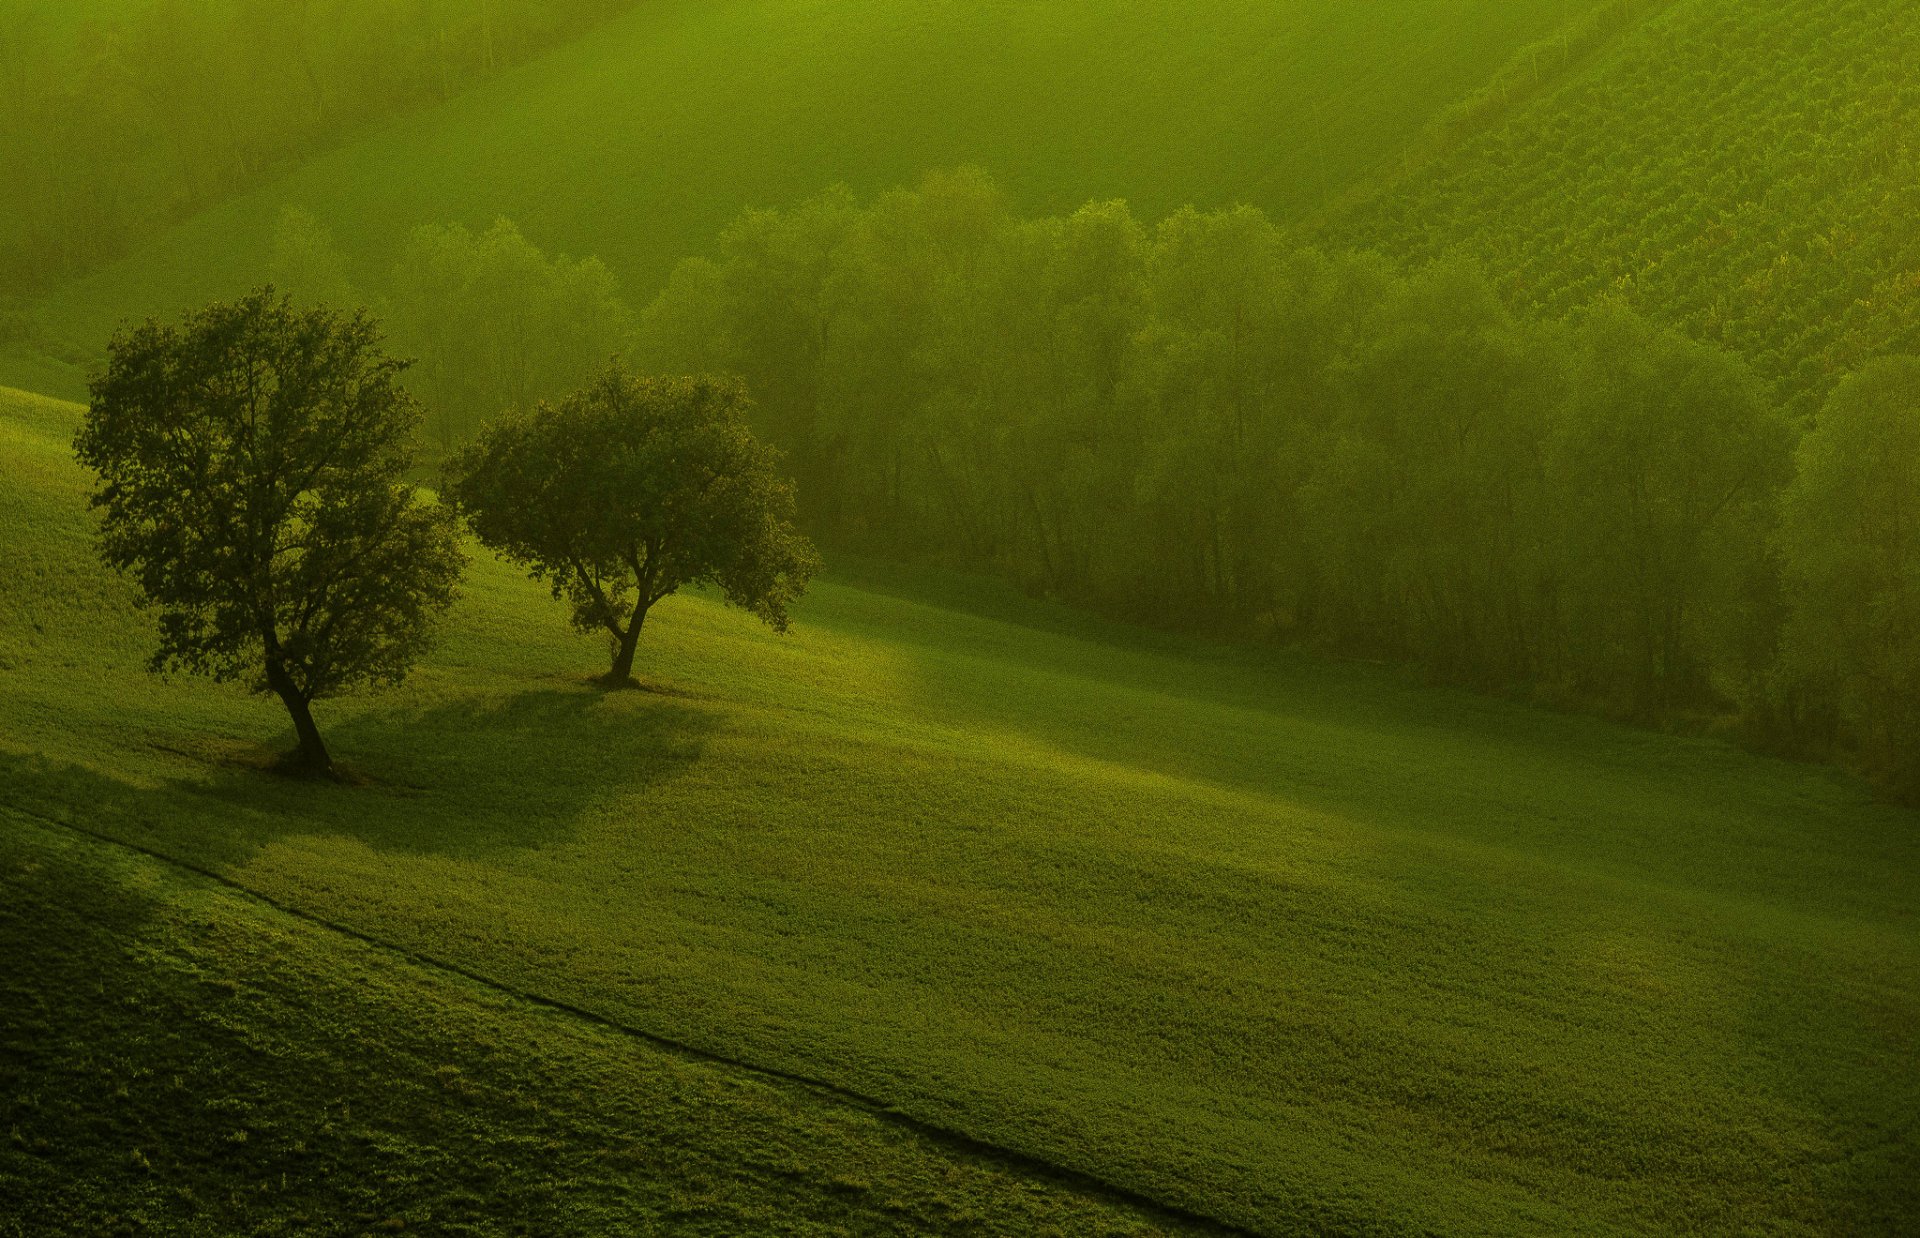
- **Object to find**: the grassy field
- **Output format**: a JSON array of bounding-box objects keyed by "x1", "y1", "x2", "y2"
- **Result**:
[
  {"x1": 9, "y1": 0, "x2": 1614, "y2": 397},
  {"x1": 5, "y1": 0, "x2": 140, "y2": 33},
  {"x1": 4, "y1": 383, "x2": 1917, "y2": 1234},
  {"x1": 1, "y1": 813, "x2": 1199, "y2": 1237}
]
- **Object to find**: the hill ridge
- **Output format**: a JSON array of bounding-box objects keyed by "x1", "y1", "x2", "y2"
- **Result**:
[{"x1": 4, "y1": 0, "x2": 1616, "y2": 395}]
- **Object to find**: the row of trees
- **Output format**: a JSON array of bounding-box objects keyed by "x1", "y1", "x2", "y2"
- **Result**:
[
  {"x1": 0, "y1": 0, "x2": 634, "y2": 294},
  {"x1": 271, "y1": 210, "x2": 633, "y2": 452},
  {"x1": 622, "y1": 170, "x2": 1914, "y2": 798},
  {"x1": 216, "y1": 173, "x2": 1915, "y2": 799},
  {"x1": 78, "y1": 292, "x2": 814, "y2": 775}
]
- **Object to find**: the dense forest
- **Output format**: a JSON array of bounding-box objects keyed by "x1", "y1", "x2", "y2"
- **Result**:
[
  {"x1": 631, "y1": 172, "x2": 1914, "y2": 798},
  {"x1": 0, "y1": 0, "x2": 1628, "y2": 394},
  {"x1": 268, "y1": 209, "x2": 632, "y2": 451},
  {"x1": 0, "y1": 0, "x2": 634, "y2": 298}
]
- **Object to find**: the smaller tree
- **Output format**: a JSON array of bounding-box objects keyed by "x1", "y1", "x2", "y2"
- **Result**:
[
  {"x1": 447, "y1": 367, "x2": 819, "y2": 685},
  {"x1": 76, "y1": 289, "x2": 466, "y2": 775}
]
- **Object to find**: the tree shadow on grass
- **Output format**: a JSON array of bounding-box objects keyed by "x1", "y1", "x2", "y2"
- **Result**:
[{"x1": 0, "y1": 683, "x2": 721, "y2": 872}]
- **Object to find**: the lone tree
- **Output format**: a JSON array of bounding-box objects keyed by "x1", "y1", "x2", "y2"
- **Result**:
[
  {"x1": 447, "y1": 367, "x2": 818, "y2": 685},
  {"x1": 75, "y1": 289, "x2": 466, "y2": 775}
]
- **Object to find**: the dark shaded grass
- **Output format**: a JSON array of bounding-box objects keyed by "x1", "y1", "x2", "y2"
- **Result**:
[{"x1": 0, "y1": 812, "x2": 1199, "y2": 1237}]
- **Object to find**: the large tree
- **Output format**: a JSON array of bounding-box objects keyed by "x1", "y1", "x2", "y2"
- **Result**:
[
  {"x1": 390, "y1": 217, "x2": 632, "y2": 451},
  {"x1": 1548, "y1": 304, "x2": 1793, "y2": 713},
  {"x1": 1778, "y1": 357, "x2": 1920, "y2": 800},
  {"x1": 446, "y1": 367, "x2": 819, "y2": 685},
  {"x1": 75, "y1": 289, "x2": 466, "y2": 775}
]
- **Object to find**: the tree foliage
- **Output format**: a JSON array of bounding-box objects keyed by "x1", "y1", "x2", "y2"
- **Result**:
[
  {"x1": 270, "y1": 210, "x2": 635, "y2": 456},
  {"x1": 1777, "y1": 358, "x2": 1920, "y2": 800},
  {"x1": 1551, "y1": 303, "x2": 1794, "y2": 713},
  {"x1": 634, "y1": 169, "x2": 1915, "y2": 797},
  {"x1": 446, "y1": 367, "x2": 818, "y2": 685},
  {"x1": 390, "y1": 218, "x2": 632, "y2": 451},
  {"x1": 106, "y1": 164, "x2": 1914, "y2": 797},
  {"x1": 74, "y1": 289, "x2": 465, "y2": 772}
]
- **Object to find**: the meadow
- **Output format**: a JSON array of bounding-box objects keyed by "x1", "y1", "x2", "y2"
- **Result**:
[
  {"x1": 5, "y1": 384, "x2": 1915, "y2": 1234},
  {"x1": 1, "y1": 812, "x2": 1193, "y2": 1236},
  {"x1": 6, "y1": 0, "x2": 1610, "y2": 398}
]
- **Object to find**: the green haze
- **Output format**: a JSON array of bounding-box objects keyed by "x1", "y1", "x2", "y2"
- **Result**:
[
  {"x1": 4, "y1": 387, "x2": 1917, "y2": 1234},
  {"x1": 8, "y1": 0, "x2": 1613, "y2": 389},
  {"x1": 3, "y1": 2, "x2": 1917, "y2": 1232}
]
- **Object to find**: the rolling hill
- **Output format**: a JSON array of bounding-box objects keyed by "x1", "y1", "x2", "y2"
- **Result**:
[
  {"x1": 0, "y1": 813, "x2": 1203, "y2": 1236},
  {"x1": 5, "y1": 385, "x2": 1915, "y2": 1233},
  {"x1": 15, "y1": 0, "x2": 1917, "y2": 433},
  {"x1": 1336, "y1": 0, "x2": 1920, "y2": 415},
  {"x1": 5, "y1": 0, "x2": 1617, "y2": 397}
]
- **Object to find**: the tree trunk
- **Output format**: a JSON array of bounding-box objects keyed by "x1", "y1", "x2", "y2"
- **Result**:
[
  {"x1": 266, "y1": 660, "x2": 331, "y2": 773},
  {"x1": 605, "y1": 609, "x2": 647, "y2": 686}
]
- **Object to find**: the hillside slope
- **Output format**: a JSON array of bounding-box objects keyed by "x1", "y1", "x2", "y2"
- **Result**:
[
  {"x1": 10, "y1": 0, "x2": 1613, "y2": 394},
  {"x1": 1336, "y1": 0, "x2": 1920, "y2": 415},
  {"x1": 4, "y1": 387, "x2": 1916, "y2": 1234},
  {"x1": 1, "y1": 812, "x2": 1198, "y2": 1236}
]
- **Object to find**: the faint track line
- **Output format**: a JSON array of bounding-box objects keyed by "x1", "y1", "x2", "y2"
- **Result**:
[{"x1": 4, "y1": 802, "x2": 1268, "y2": 1238}]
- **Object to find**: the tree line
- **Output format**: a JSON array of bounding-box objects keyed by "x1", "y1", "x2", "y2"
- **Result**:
[
  {"x1": 0, "y1": 0, "x2": 634, "y2": 300},
  {"x1": 625, "y1": 169, "x2": 1915, "y2": 800},
  {"x1": 88, "y1": 172, "x2": 1919, "y2": 801}
]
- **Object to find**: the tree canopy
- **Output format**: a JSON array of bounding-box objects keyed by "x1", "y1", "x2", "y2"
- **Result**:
[
  {"x1": 446, "y1": 367, "x2": 818, "y2": 685},
  {"x1": 389, "y1": 218, "x2": 632, "y2": 451},
  {"x1": 1778, "y1": 358, "x2": 1920, "y2": 800},
  {"x1": 628, "y1": 170, "x2": 1915, "y2": 799},
  {"x1": 74, "y1": 288, "x2": 465, "y2": 773}
]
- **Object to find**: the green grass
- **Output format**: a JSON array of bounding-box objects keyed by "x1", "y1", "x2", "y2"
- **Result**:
[
  {"x1": 0, "y1": 814, "x2": 1194, "y2": 1237},
  {"x1": 3, "y1": 384, "x2": 1917, "y2": 1234},
  {"x1": 12, "y1": 0, "x2": 1613, "y2": 394},
  {"x1": 5, "y1": 0, "x2": 140, "y2": 33}
]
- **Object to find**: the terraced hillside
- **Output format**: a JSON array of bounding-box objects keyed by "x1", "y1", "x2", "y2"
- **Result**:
[
  {"x1": 1338, "y1": 0, "x2": 1920, "y2": 415},
  {"x1": 4, "y1": 385, "x2": 1915, "y2": 1233},
  {"x1": 8, "y1": 0, "x2": 1612, "y2": 395}
]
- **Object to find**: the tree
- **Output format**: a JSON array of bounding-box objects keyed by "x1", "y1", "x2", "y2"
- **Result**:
[
  {"x1": 75, "y1": 289, "x2": 466, "y2": 775},
  {"x1": 269, "y1": 206, "x2": 360, "y2": 310},
  {"x1": 1302, "y1": 258, "x2": 1563, "y2": 679},
  {"x1": 1778, "y1": 357, "x2": 1920, "y2": 799},
  {"x1": 446, "y1": 367, "x2": 819, "y2": 685},
  {"x1": 1548, "y1": 303, "x2": 1792, "y2": 713},
  {"x1": 390, "y1": 218, "x2": 632, "y2": 451}
]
